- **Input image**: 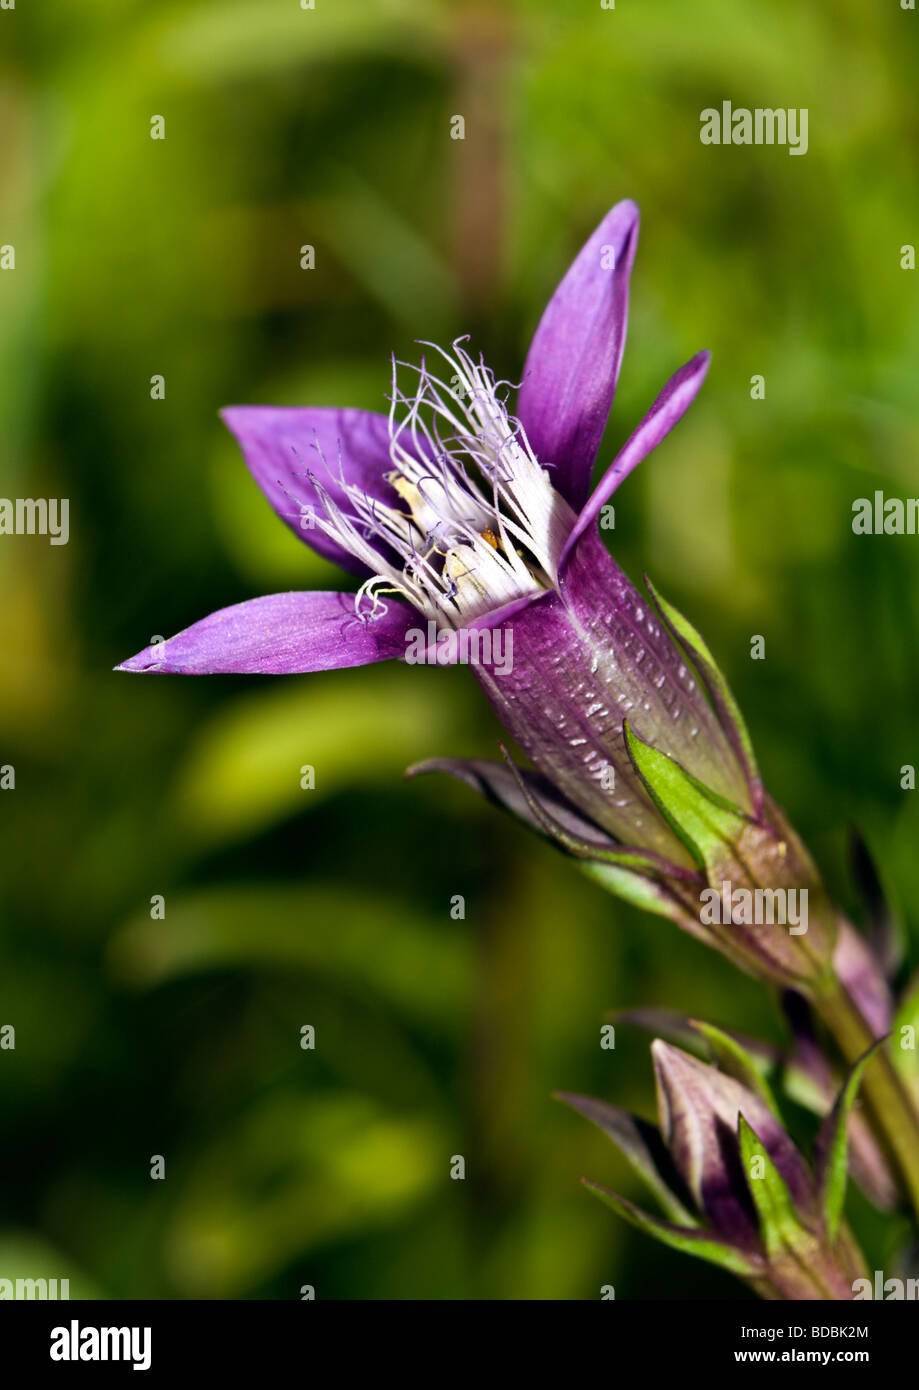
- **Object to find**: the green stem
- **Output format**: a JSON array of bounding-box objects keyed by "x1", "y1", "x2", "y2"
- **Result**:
[{"x1": 813, "y1": 975, "x2": 919, "y2": 1225}]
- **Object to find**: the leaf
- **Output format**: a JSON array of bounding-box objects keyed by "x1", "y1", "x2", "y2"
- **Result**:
[
  {"x1": 556, "y1": 1092, "x2": 696, "y2": 1225},
  {"x1": 690, "y1": 1021, "x2": 780, "y2": 1116},
  {"x1": 581, "y1": 1180, "x2": 759, "y2": 1276},
  {"x1": 738, "y1": 1115, "x2": 810, "y2": 1259},
  {"x1": 579, "y1": 859, "x2": 713, "y2": 945},
  {"x1": 623, "y1": 720, "x2": 750, "y2": 869},
  {"x1": 813, "y1": 1040, "x2": 883, "y2": 1239}
]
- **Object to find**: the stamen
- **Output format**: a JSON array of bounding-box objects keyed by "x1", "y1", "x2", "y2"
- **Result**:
[{"x1": 305, "y1": 338, "x2": 577, "y2": 628}]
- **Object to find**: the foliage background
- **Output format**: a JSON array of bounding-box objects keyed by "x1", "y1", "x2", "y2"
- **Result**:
[{"x1": 1, "y1": 0, "x2": 918, "y2": 1299}]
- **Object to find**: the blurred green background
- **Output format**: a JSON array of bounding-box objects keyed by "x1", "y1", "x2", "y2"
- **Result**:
[{"x1": 1, "y1": 0, "x2": 918, "y2": 1300}]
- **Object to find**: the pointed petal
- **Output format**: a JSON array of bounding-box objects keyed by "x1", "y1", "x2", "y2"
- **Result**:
[
  {"x1": 557, "y1": 1092, "x2": 696, "y2": 1225},
  {"x1": 560, "y1": 351, "x2": 710, "y2": 571},
  {"x1": 116, "y1": 591, "x2": 416, "y2": 675},
  {"x1": 221, "y1": 406, "x2": 397, "y2": 576},
  {"x1": 581, "y1": 1180, "x2": 760, "y2": 1276},
  {"x1": 517, "y1": 200, "x2": 639, "y2": 511}
]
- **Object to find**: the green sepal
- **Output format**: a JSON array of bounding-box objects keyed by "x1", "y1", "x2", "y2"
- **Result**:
[
  {"x1": 813, "y1": 1040, "x2": 882, "y2": 1240},
  {"x1": 582, "y1": 1179, "x2": 760, "y2": 1276},
  {"x1": 557, "y1": 1092, "x2": 696, "y2": 1225},
  {"x1": 580, "y1": 860, "x2": 714, "y2": 947},
  {"x1": 738, "y1": 1115, "x2": 810, "y2": 1259},
  {"x1": 497, "y1": 745, "x2": 684, "y2": 878},
  {"x1": 690, "y1": 1021, "x2": 780, "y2": 1117},
  {"x1": 623, "y1": 721, "x2": 751, "y2": 870},
  {"x1": 645, "y1": 577, "x2": 763, "y2": 815}
]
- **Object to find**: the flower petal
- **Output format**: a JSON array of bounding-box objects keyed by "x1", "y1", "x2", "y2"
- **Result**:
[
  {"x1": 116, "y1": 591, "x2": 416, "y2": 675},
  {"x1": 517, "y1": 199, "x2": 639, "y2": 511},
  {"x1": 560, "y1": 350, "x2": 710, "y2": 570},
  {"x1": 652, "y1": 1040, "x2": 816, "y2": 1245},
  {"x1": 221, "y1": 406, "x2": 397, "y2": 576},
  {"x1": 463, "y1": 531, "x2": 747, "y2": 861}
]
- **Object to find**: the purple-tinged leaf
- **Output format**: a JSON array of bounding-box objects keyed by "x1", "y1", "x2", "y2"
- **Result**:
[
  {"x1": 556, "y1": 1092, "x2": 696, "y2": 1225},
  {"x1": 690, "y1": 1021, "x2": 780, "y2": 1117},
  {"x1": 405, "y1": 755, "x2": 617, "y2": 851},
  {"x1": 581, "y1": 1179, "x2": 761, "y2": 1277}
]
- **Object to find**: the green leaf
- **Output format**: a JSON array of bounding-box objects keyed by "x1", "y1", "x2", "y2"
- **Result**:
[
  {"x1": 623, "y1": 721, "x2": 750, "y2": 869},
  {"x1": 581, "y1": 1180, "x2": 759, "y2": 1276},
  {"x1": 737, "y1": 1115, "x2": 809, "y2": 1258},
  {"x1": 690, "y1": 1021, "x2": 780, "y2": 1116},
  {"x1": 645, "y1": 577, "x2": 762, "y2": 813},
  {"x1": 813, "y1": 1040, "x2": 882, "y2": 1239}
]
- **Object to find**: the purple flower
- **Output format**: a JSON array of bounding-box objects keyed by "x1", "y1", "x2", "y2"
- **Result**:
[
  {"x1": 119, "y1": 198, "x2": 844, "y2": 993},
  {"x1": 119, "y1": 201, "x2": 749, "y2": 859},
  {"x1": 561, "y1": 1030, "x2": 875, "y2": 1300}
]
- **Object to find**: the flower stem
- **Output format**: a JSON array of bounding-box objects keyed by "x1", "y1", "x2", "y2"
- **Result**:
[{"x1": 813, "y1": 975, "x2": 919, "y2": 1224}]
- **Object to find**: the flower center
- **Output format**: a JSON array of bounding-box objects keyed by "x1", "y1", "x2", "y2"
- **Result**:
[{"x1": 308, "y1": 339, "x2": 575, "y2": 626}]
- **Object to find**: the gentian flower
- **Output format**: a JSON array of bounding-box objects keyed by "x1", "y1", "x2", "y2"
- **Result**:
[
  {"x1": 117, "y1": 198, "x2": 837, "y2": 987},
  {"x1": 118, "y1": 199, "x2": 919, "y2": 1223},
  {"x1": 560, "y1": 1029, "x2": 875, "y2": 1301}
]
